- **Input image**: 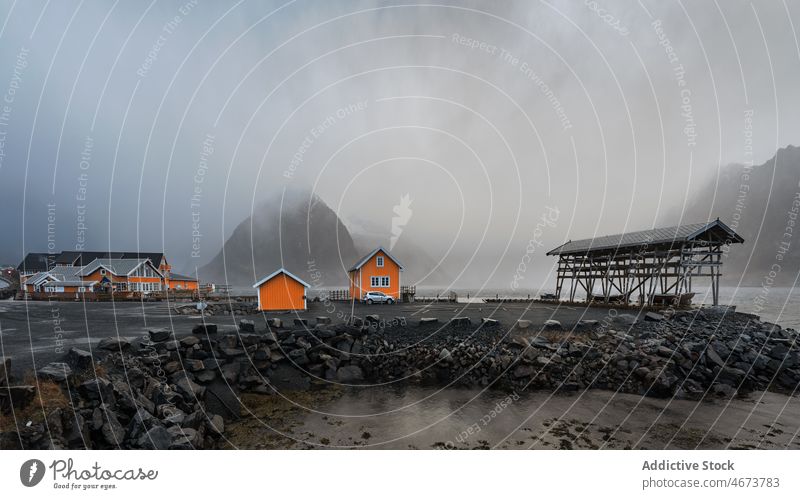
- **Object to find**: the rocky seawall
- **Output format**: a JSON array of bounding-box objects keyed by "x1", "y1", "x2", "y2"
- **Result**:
[{"x1": 1, "y1": 306, "x2": 799, "y2": 449}]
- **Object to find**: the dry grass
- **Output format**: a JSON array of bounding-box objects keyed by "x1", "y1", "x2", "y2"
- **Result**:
[{"x1": 0, "y1": 374, "x2": 71, "y2": 433}]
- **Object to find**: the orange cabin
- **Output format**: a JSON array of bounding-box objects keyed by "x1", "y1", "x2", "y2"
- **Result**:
[
  {"x1": 253, "y1": 269, "x2": 310, "y2": 311},
  {"x1": 348, "y1": 247, "x2": 403, "y2": 300},
  {"x1": 166, "y1": 273, "x2": 199, "y2": 290}
]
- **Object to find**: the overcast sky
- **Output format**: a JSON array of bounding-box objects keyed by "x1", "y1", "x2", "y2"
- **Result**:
[{"x1": 0, "y1": 0, "x2": 798, "y2": 289}]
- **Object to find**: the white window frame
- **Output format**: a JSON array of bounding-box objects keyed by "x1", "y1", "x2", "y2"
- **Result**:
[
  {"x1": 376, "y1": 256, "x2": 384, "y2": 267},
  {"x1": 370, "y1": 276, "x2": 390, "y2": 288}
]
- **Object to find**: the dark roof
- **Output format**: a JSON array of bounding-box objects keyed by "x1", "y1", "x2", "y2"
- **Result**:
[
  {"x1": 55, "y1": 251, "x2": 122, "y2": 266},
  {"x1": 121, "y1": 252, "x2": 165, "y2": 266},
  {"x1": 54, "y1": 251, "x2": 82, "y2": 265},
  {"x1": 48, "y1": 250, "x2": 165, "y2": 267},
  {"x1": 547, "y1": 219, "x2": 744, "y2": 256},
  {"x1": 348, "y1": 247, "x2": 404, "y2": 272},
  {"x1": 20, "y1": 250, "x2": 167, "y2": 273},
  {"x1": 169, "y1": 273, "x2": 197, "y2": 282},
  {"x1": 17, "y1": 253, "x2": 53, "y2": 273}
]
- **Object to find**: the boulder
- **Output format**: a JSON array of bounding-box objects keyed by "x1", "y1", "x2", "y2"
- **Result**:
[
  {"x1": 207, "y1": 414, "x2": 225, "y2": 435},
  {"x1": 543, "y1": 319, "x2": 562, "y2": 331},
  {"x1": 705, "y1": 346, "x2": 725, "y2": 368},
  {"x1": 448, "y1": 317, "x2": 472, "y2": 327},
  {"x1": 202, "y1": 358, "x2": 220, "y2": 371},
  {"x1": 438, "y1": 348, "x2": 453, "y2": 363},
  {"x1": 481, "y1": 318, "x2": 499, "y2": 327},
  {"x1": 195, "y1": 370, "x2": 216, "y2": 383},
  {"x1": 516, "y1": 320, "x2": 532, "y2": 329},
  {"x1": 180, "y1": 335, "x2": 200, "y2": 348},
  {"x1": 365, "y1": 315, "x2": 380, "y2": 324},
  {"x1": 768, "y1": 343, "x2": 790, "y2": 360},
  {"x1": 294, "y1": 318, "x2": 309, "y2": 327},
  {"x1": 137, "y1": 425, "x2": 172, "y2": 450},
  {"x1": 97, "y1": 337, "x2": 130, "y2": 351},
  {"x1": 513, "y1": 364, "x2": 535, "y2": 378},
  {"x1": 644, "y1": 312, "x2": 665, "y2": 322},
  {"x1": 266, "y1": 318, "x2": 282, "y2": 329},
  {"x1": 288, "y1": 349, "x2": 309, "y2": 366},
  {"x1": 174, "y1": 375, "x2": 205, "y2": 399},
  {"x1": 611, "y1": 314, "x2": 638, "y2": 326},
  {"x1": 100, "y1": 408, "x2": 125, "y2": 446},
  {"x1": 79, "y1": 378, "x2": 114, "y2": 401},
  {"x1": 148, "y1": 328, "x2": 172, "y2": 342},
  {"x1": 316, "y1": 316, "x2": 332, "y2": 325},
  {"x1": 37, "y1": 362, "x2": 72, "y2": 382},
  {"x1": 66, "y1": 347, "x2": 93, "y2": 370},
  {"x1": 575, "y1": 319, "x2": 599, "y2": 330},
  {"x1": 238, "y1": 320, "x2": 255, "y2": 333},
  {"x1": 419, "y1": 317, "x2": 438, "y2": 326},
  {"x1": 336, "y1": 365, "x2": 364, "y2": 383}
]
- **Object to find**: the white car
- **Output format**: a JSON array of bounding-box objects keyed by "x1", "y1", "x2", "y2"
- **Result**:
[{"x1": 363, "y1": 291, "x2": 394, "y2": 304}]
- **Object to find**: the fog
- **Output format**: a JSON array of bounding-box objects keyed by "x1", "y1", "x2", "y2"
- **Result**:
[{"x1": 1, "y1": 0, "x2": 798, "y2": 290}]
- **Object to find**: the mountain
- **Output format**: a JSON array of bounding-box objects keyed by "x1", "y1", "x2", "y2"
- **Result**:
[
  {"x1": 198, "y1": 189, "x2": 358, "y2": 287},
  {"x1": 662, "y1": 145, "x2": 800, "y2": 285}
]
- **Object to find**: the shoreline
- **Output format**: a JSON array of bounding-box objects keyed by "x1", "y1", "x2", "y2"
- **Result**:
[{"x1": 2, "y1": 302, "x2": 799, "y2": 449}]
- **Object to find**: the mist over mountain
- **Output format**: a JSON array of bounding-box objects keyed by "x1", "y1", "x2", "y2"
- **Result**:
[
  {"x1": 662, "y1": 145, "x2": 800, "y2": 286},
  {"x1": 198, "y1": 189, "x2": 358, "y2": 287}
]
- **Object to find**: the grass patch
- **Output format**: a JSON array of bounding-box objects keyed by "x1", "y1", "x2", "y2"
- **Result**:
[{"x1": 0, "y1": 374, "x2": 71, "y2": 432}]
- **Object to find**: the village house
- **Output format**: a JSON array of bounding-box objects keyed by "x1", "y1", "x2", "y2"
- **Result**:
[
  {"x1": 253, "y1": 268, "x2": 310, "y2": 311},
  {"x1": 166, "y1": 272, "x2": 199, "y2": 290},
  {"x1": 75, "y1": 258, "x2": 164, "y2": 293},
  {"x1": 348, "y1": 247, "x2": 403, "y2": 301},
  {"x1": 17, "y1": 250, "x2": 196, "y2": 293},
  {"x1": 23, "y1": 266, "x2": 98, "y2": 294}
]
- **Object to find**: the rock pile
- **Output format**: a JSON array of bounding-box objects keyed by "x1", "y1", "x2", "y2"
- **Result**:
[{"x1": 3, "y1": 307, "x2": 799, "y2": 449}]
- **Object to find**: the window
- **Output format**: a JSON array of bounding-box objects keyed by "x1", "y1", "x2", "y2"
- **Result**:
[
  {"x1": 100, "y1": 269, "x2": 106, "y2": 275},
  {"x1": 370, "y1": 276, "x2": 390, "y2": 288},
  {"x1": 376, "y1": 256, "x2": 384, "y2": 267}
]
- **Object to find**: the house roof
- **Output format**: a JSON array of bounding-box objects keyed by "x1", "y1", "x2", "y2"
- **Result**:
[
  {"x1": 17, "y1": 253, "x2": 52, "y2": 273},
  {"x1": 546, "y1": 219, "x2": 745, "y2": 256},
  {"x1": 348, "y1": 246, "x2": 404, "y2": 272},
  {"x1": 44, "y1": 280, "x2": 98, "y2": 287},
  {"x1": 252, "y1": 268, "x2": 311, "y2": 289},
  {"x1": 121, "y1": 252, "x2": 166, "y2": 266},
  {"x1": 54, "y1": 251, "x2": 162, "y2": 266},
  {"x1": 26, "y1": 271, "x2": 56, "y2": 285},
  {"x1": 77, "y1": 258, "x2": 162, "y2": 277},
  {"x1": 48, "y1": 266, "x2": 82, "y2": 280},
  {"x1": 169, "y1": 272, "x2": 197, "y2": 282}
]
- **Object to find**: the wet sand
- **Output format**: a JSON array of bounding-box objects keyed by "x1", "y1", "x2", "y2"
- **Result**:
[{"x1": 222, "y1": 387, "x2": 800, "y2": 450}]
